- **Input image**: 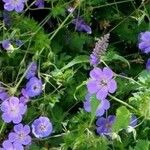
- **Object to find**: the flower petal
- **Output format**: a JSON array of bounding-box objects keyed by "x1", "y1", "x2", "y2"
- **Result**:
[
  {"x1": 108, "y1": 79, "x2": 117, "y2": 93},
  {"x1": 24, "y1": 125, "x2": 31, "y2": 135},
  {"x1": 103, "y1": 67, "x2": 114, "y2": 80},
  {"x1": 96, "y1": 105, "x2": 105, "y2": 117},
  {"x1": 2, "y1": 113, "x2": 11, "y2": 123},
  {"x1": 101, "y1": 99, "x2": 110, "y2": 110},
  {"x1": 15, "y1": 3, "x2": 24, "y2": 12},
  {"x1": 96, "y1": 87, "x2": 108, "y2": 100},
  {"x1": 87, "y1": 80, "x2": 99, "y2": 94},
  {"x1": 2, "y1": 140, "x2": 13, "y2": 149},
  {"x1": 4, "y1": 3, "x2": 14, "y2": 11},
  {"x1": 14, "y1": 124, "x2": 23, "y2": 133},
  {"x1": 22, "y1": 135, "x2": 31, "y2": 145},
  {"x1": 96, "y1": 117, "x2": 106, "y2": 126},
  {"x1": 8, "y1": 132, "x2": 17, "y2": 142},
  {"x1": 13, "y1": 115, "x2": 22, "y2": 124},
  {"x1": 90, "y1": 67, "x2": 102, "y2": 79}
]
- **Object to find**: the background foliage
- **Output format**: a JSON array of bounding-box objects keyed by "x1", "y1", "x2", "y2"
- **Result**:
[{"x1": 0, "y1": 0, "x2": 150, "y2": 149}]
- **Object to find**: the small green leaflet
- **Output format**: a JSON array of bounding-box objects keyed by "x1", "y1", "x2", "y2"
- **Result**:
[
  {"x1": 102, "y1": 51, "x2": 130, "y2": 69},
  {"x1": 134, "y1": 140, "x2": 150, "y2": 150},
  {"x1": 61, "y1": 55, "x2": 89, "y2": 71},
  {"x1": 112, "y1": 106, "x2": 130, "y2": 133},
  {"x1": 90, "y1": 95, "x2": 99, "y2": 125}
]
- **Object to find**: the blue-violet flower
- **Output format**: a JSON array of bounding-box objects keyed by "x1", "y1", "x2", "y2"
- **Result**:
[
  {"x1": 83, "y1": 93, "x2": 110, "y2": 117},
  {"x1": 24, "y1": 77, "x2": 42, "y2": 97},
  {"x1": 138, "y1": 31, "x2": 150, "y2": 54},
  {"x1": 2, "y1": 0, "x2": 26, "y2": 12},
  {"x1": 0, "y1": 140, "x2": 23, "y2": 150},
  {"x1": 1, "y1": 97, "x2": 27, "y2": 124},
  {"x1": 96, "y1": 115, "x2": 116, "y2": 136},
  {"x1": 8, "y1": 124, "x2": 31, "y2": 146},
  {"x1": 87, "y1": 67, "x2": 117, "y2": 100},
  {"x1": 32, "y1": 116, "x2": 53, "y2": 138}
]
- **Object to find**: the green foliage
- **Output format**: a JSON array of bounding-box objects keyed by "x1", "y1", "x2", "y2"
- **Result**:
[
  {"x1": 61, "y1": 55, "x2": 89, "y2": 71},
  {"x1": 51, "y1": 6, "x2": 66, "y2": 17},
  {"x1": 129, "y1": 70, "x2": 150, "y2": 119},
  {"x1": 112, "y1": 106, "x2": 131, "y2": 133},
  {"x1": 1, "y1": 0, "x2": 150, "y2": 149},
  {"x1": 132, "y1": 140, "x2": 150, "y2": 150},
  {"x1": 103, "y1": 49, "x2": 130, "y2": 68},
  {"x1": 90, "y1": 95, "x2": 99, "y2": 124}
]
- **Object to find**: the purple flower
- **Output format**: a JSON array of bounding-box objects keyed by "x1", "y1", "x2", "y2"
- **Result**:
[
  {"x1": 90, "y1": 34, "x2": 110, "y2": 66},
  {"x1": 20, "y1": 88, "x2": 29, "y2": 104},
  {"x1": 0, "y1": 140, "x2": 23, "y2": 150},
  {"x1": 0, "y1": 85, "x2": 9, "y2": 101},
  {"x1": 2, "y1": 0, "x2": 26, "y2": 12},
  {"x1": 96, "y1": 115, "x2": 116, "y2": 136},
  {"x1": 83, "y1": 94, "x2": 110, "y2": 117},
  {"x1": 1, "y1": 97, "x2": 27, "y2": 124},
  {"x1": 129, "y1": 115, "x2": 137, "y2": 127},
  {"x1": 0, "y1": 91, "x2": 9, "y2": 101},
  {"x1": 2, "y1": 40, "x2": 14, "y2": 52},
  {"x1": 146, "y1": 58, "x2": 150, "y2": 71},
  {"x1": 90, "y1": 53, "x2": 100, "y2": 66},
  {"x1": 24, "y1": 77, "x2": 42, "y2": 97},
  {"x1": 8, "y1": 124, "x2": 31, "y2": 146},
  {"x1": 25, "y1": 62, "x2": 37, "y2": 80},
  {"x1": 87, "y1": 67, "x2": 117, "y2": 100},
  {"x1": 72, "y1": 17, "x2": 92, "y2": 34},
  {"x1": 32, "y1": 117, "x2": 53, "y2": 138},
  {"x1": 19, "y1": 96, "x2": 29, "y2": 104},
  {"x1": 35, "y1": 0, "x2": 44, "y2": 8},
  {"x1": 2, "y1": 40, "x2": 10, "y2": 49},
  {"x1": 138, "y1": 31, "x2": 150, "y2": 54}
]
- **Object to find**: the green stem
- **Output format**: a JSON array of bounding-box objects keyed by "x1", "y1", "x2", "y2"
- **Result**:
[
  {"x1": 12, "y1": 63, "x2": 33, "y2": 95},
  {"x1": 116, "y1": 74, "x2": 141, "y2": 86},
  {"x1": 92, "y1": 0, "x2": 134, "y2": 9},
  {"x1": 49, "y1": 0, "x2": 83, "y2": 41},
  {"x1": 0, "y1": 122, "x2": 6, "y2": 135},
  {"x1": 109, "y1": 94, "x2": 136, "y2": 111}
]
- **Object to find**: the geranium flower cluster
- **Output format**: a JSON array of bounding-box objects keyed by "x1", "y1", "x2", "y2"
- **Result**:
[
  {"x1": 83, "y1": 33, "x2": 116, "y2": 136},
  {"x1": 84, "y1": 66, "x2": 117, "y2": 135},
  {"x1": 0, "y1": 62, "x2": 53, "y2": 149},
  {"x1": 83, "y1": 33, "x2": 139, "y2": 137}
]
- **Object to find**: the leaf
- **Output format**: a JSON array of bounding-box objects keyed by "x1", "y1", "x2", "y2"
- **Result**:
[
  {"x1": 112, "y1": 106, "x2": 130, "y2": 133},
  {"x1": 74, "y1": 80, "x2": 87, "y2": 100},
  {"x1": 90, "y1": 95, "x2": 99, "y2": 124},
  {"x1": 103, "y1": 51, "x2": 130, "y2": 68},
  {"x1": 29, "y1": 144, "x2": 40, "y2": 150},
  {"x1": 134, "y1": 140, "x2": 150, "y2": 150},
  {"x1": 61, "y1": 55, "x2": 89, "y2": 71},
  {"x1": 51, "y1": 6, "x2": 66, "y2": 17}
]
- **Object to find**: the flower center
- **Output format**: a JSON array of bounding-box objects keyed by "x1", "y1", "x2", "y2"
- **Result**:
[
  {"x1": 33, "y1": 85, "x2": 38, "y2": 90},
  {"x1": 13, "y1": 0, "x2": 19, "y2": 4},
  {"x1": 18, "y1": 132, "x2": 25, "y2": 140},
  {"x1": 10, "y1": 107, "x2": 17, "y2": 114},
  {"x1": 100, "y1": 79, "x2": 107, "y2": 87},
  {"x1": 40, "y1": 124, "x2": 46, "y2": 131},
  {"x1": 106, "y1": 123, "x2": 111, "y2": 129}
]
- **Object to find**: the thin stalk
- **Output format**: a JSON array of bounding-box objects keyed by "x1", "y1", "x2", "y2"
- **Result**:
[
  {"x1": 0, "y1": 122, "x2": 6, "y2": 135},
  {"x1": 92, "y1": 0, "x2": 134, "y2": 9},
  {"x1": 49, "y1": 0, "x2": 83, "y2": 41},
  {"x1": 116, "y1": 74, "x2": 141, "y2": 86},
  {"x1": 109, "y1": 94, "x2": 136, "y2": 111}
]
